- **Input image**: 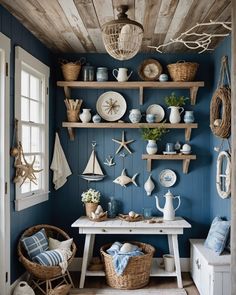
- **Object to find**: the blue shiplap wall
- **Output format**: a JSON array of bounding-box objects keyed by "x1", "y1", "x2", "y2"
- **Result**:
[
  {"x1": 209, "y1": 36, "x2": 231, "y2": 220},
  {"x1": 0, "y1": 5, "x2": 55, "y2": 282},
  {"x1": 54, "y1": 52, "x2": 214, "y2": 258}
]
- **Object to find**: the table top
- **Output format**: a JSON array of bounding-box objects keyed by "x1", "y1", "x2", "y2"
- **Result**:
[{"x1": 71, "y1": 216, "x2": 191, "y2": 229}]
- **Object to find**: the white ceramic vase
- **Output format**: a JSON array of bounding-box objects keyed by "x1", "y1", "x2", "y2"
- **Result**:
[
  {"x1": 168, "y1": 106, "x2": 184, "y2": 124},
  {"x1": 80, "y1": 109, "x2": 91, "y2": 123},
  {"x1": 129, "y1": 109, "x2": 142, "y2": 123},
  {"x1": 146, "y1": 140, "x2": 157, "y2": 155},
  {"x1": 13, "y1": 281, "x2": 35, "y2": 295},
  {"x1": 144, "y1": 174, "x2": 155, "y2": 196}
]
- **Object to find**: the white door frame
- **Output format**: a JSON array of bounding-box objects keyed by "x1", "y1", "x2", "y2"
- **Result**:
[{"x1": 0, "y1": 32, "x2": 11, "y2": 295}]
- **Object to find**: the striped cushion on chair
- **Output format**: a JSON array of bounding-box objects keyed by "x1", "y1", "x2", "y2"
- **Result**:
[
  {"x1": 34, "y1": 249, "x2": 63, "y2": 266},
  {"x1": 21, "y1": 228, "x2": 49, "y2": 260}
]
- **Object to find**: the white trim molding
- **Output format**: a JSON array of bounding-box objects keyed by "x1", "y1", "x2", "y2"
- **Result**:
[{"x1": 0, "y1": 32, "x2": 11, "y2": 295}]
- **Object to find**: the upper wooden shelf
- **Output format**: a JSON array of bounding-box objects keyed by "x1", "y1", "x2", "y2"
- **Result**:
[
  {"x1": 57, "y1": 81, "x2": 204, "y2": 105},
  {"x1": 62, "y1": 122, "x2": 198, "y2": 141},
  {"x1": 142, "y1": 154, "x2": 197, "y2": 174}
]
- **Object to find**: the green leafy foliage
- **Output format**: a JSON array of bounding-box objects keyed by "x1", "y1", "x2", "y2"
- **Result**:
[
  {"x1": 141, "y1": 125, "x2": 169, "y2": 141},
  {"x1": 165, "y1": 92, "x2": 189, "y2": 107}
]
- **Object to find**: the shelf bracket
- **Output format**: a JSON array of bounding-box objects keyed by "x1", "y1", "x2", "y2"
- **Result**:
[
  {"x1": 67, "y1": 127, "x2": 75, "y2": 141},
  {"x1": 64, "y1": 86, "x2": 71, "y2": 98},
  {"x1": 139, "y1": 86, "x2": 144, "y2": 105},
  {"x1": 183, "y1": 159, "x2": 191, "y2": 174},
  {"x1": 185, "y1": 127, "x2": 192, "y2": 142},
  {"x1": 190, "y1": 86, "x2": 199, "y2": 105},
  {"x1": 147, "y1": 159, "x2": 152, "y2": 172}
]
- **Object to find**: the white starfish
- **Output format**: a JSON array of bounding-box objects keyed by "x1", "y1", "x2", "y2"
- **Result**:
[{"x1": 112, "y1": 131, "x2": 134, "y2": 154}]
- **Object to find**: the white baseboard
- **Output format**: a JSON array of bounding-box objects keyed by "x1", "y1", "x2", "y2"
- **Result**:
[
  {"x1": 10, "y1": 272, "x2": 28, "y2": 293},
  {"x1": 68, "y1": 257, "x2": 190, "y2": 272}
]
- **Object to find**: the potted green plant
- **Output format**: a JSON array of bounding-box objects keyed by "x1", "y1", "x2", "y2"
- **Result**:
[
  {"x1": 81, "y1": 188, "x2": 100, "y2": 217},
  {"x1": 141, "y1": 126, "x2": 168, "y2": 155},
  {"x1": 165, "y1": 92, "x2": 189, "y2": 123}
]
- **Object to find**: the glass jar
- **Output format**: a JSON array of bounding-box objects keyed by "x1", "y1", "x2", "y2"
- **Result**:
[
  {"x1": 96, "y1": 67, "x2": 108, "y2": 81},
  {"x1": 107, "y1": 197, "x2": 118, "y2": 218},
  {"x1": 82, "y1": 64, "x2": 94, "y2": 81}
]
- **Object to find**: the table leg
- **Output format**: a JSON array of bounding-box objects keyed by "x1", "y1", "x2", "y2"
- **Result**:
[
  {"x1": 168, "y1": 234, "x2": 174, "y2": 254},
  {"x1": 172, "y1": 234, "x2": 183, "y2": 288},
  {"x1": 79, "y1": 234, "x2": 95, "y2": 288}
]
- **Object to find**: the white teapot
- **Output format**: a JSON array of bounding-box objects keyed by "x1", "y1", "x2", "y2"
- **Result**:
[
  {"x1": 155, "y1": 190, "x2": 181, "y2": 221},
  {"x1": 112, "y1": 68, "x2": 132, "y2": 82}
]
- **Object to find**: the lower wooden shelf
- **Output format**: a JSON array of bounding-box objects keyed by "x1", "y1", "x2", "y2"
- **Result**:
[
  {"x1": 62, "y1": 122, "x2": 198, "y2": 141},
  {"x1": 142, "y1": 154, "x2": 197, "y2": 173}
]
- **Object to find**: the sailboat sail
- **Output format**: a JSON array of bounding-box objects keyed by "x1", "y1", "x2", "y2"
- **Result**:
[{"x1": 81, "y1": 149, "x2": 105, "y2": 181}]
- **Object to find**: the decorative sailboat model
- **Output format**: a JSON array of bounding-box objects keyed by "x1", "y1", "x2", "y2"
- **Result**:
[{"x1": 81, "y1": 142, "x2": 105, "y2": 181}]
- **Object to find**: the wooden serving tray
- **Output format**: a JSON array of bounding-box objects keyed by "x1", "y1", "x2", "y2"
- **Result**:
[{"x1": 118, "y1": 213, "x2": 143, "y2": 222}]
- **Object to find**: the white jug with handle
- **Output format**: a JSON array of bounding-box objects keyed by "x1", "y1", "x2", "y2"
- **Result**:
[
  {"x1": 112, "y1": 68, "x2": 133, "y2": 82},
  {"x1": 155, "y1": 190, "x2": 181, "y2": 221}
]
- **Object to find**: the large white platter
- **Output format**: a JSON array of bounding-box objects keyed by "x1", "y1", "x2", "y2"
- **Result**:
[
  {"x1": 96, "y1": 91, "x2": 127, "y2": 122},
  {"x1": 159, "y1": 169, "x2": 177, "y2": 187},
  {"x1": 146, "y1": 104, "x2": 165, "y2": 122}
]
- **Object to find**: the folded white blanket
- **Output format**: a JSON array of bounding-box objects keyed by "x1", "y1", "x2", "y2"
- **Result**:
[{"x1": 50, "y1": 132, "x2": 72, "y2": 190}]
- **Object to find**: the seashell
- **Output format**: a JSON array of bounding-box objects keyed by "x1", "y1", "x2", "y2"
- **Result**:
[
  {"x1": 134, "y1": 213, "x2": 140, "y2": 218},
  {"x1": 95, "y1": 205, "x2": 103, "y2": 215},
  {"x1": 129, "y1": 211, "x2": 135, "y2": 218},
  {"x1": 120, "y1": 243, "x2": 133, "y2": 253},
  {"x1": 144, "y1": 174, "x2": 155, "y2": 196},
  {"x1": 91, "y1": 212, "x2": 96, "y2": 219}
]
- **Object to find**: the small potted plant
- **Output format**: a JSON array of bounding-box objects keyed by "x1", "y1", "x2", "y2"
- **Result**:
[
  {"x1": 141, "y1": 126, "x2": 168, "y2": 154},
  {"x1": 165, "y1": 92, "x2": 189, "y2": 123},
  {"x1": 81, "y1": 188, "x2": 100, "y2": 217}
]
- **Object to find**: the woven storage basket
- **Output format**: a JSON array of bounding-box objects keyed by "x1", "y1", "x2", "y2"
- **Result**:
[
  {"x1": 18, "y1": 224, "x2": 77, "y2": 280},
  {"x1": 49, "y1": 284, "x2": 71, "y2": 295},
  {"x1": 60, "y1": 58, "x2": 85, "y2": 81},
  {"x1": 167, "y1": 61, "x2": 199, "y2": 82},
  {"x1": 100, "y1": 241, "x2": 155, "y2": 290}
]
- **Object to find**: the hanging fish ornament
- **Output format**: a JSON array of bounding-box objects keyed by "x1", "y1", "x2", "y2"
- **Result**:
[
  {"x1": 113, "y1": 169, "x2": 138, "y2": 187},
  {"x1": 144, "y1": 174, "x2": 155, "y2": 196}
]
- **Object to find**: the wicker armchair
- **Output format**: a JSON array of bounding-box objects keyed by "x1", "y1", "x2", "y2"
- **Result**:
[{"x1": 18, "y1": 224, "x2": 76, "y2": 295}]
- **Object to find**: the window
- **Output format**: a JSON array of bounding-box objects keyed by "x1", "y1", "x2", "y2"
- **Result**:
[{"x1": 15, "y1": 46, "x2": 50, "y2": 211}]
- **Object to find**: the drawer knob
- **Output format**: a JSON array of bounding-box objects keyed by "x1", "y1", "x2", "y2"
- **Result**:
[
  {"x1": 102, "y1": 229, "x2": 106, "y2": 232},
  {"x1": 159, "y1": 230, "x2": 163, "y2": 233},
  {"x1": 129, "y1": 229, "x2": 132, "y2": 232}
]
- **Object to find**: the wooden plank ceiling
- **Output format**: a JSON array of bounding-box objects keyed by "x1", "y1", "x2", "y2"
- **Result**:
[{"x1": 0, "y1": 0, "x2": 231, "y2": 53}]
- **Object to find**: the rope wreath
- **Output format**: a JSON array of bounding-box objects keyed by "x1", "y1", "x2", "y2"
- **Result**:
[
  {"x1": 210, "y1": 86, "x2": 231, "y2": 138},
  {"x1": 210, "y1": 56, "x2": 231, "y2": 139}
]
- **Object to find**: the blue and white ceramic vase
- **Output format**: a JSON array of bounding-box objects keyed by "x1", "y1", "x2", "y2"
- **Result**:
[
  {"x1": 146, "y1": 140, "x2": 158, "y2": 155},
  {"x1": 92, "y1": 113, "x2": 101, "y2": 123},
  {"x1": 129, "y1": 109, "x2": 142, "y2": 123},
  {"x1": 159, "y1": 74, "x2": 168, "y2": 82},
  {"x1": 184, "y1": 110, "x2": 194, "y2": 123}
]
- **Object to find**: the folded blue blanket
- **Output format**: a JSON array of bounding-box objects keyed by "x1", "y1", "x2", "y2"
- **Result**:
[{"x1": 106, "y1": 242, "x2": 144, "y2": 276}]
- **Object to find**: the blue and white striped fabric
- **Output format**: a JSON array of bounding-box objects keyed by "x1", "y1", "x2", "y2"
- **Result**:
[
  {"x1": 21, "y1": 228, "x2": 49, "y2": 260},
  {"x1": 33, "y1": 249, "x2": 63, "y2": 266}
]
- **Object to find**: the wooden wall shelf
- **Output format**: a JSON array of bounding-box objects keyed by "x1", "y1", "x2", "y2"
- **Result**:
[
  {"x1": 142, "y1": 154, "x2": 197, "y2": 174},
  {"x1": 57, "y1": 81, "x2": 204, "y2": 105},
  {"x1": 62, "y1": 122, "x2": 198, "y2": 141}
]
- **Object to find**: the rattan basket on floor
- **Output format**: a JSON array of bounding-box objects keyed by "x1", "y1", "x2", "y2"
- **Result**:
[
  {"x1": 100, "y1": 241, "x2": 155, "y2": 290},
  {"x1": 167, "y1": 61, "x2": 199, "y2": 82}
]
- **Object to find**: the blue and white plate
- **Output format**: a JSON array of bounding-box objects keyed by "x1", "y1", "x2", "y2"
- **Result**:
[{"x1": 159, "y1": 169, "x2": 177, "y2": 187}]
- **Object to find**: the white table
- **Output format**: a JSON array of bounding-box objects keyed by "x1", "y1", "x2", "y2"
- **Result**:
[{"x1": 72, "y1": 216, "x2": 191, "y2": 289}]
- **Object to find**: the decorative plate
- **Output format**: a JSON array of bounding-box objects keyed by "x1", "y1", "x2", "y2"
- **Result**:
[
  {"x1": 138, "y1": 59, "x2": 163, "y2": 81},
  {"x1": 159, "y1": 169, "x2": 177, "y2": 187},
  {"x1": 96, "y1": 91, "x2": 127, "y2": 122},
  {"x1": 146, "y1": 104, "x2": 165, "y2": 122}
]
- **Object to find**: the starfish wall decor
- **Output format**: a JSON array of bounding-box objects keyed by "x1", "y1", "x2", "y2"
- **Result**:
[{"x1": 112, "y1": 131, "x2": 134, "y2": 154}]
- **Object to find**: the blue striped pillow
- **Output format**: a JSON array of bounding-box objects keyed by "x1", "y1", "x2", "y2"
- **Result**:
[
  {"x1": 21, "y1": 228, "x2": 49, "y2": 260},
  {"x1": 33, "y1": 250, "x2": 63, "y2": 266}
]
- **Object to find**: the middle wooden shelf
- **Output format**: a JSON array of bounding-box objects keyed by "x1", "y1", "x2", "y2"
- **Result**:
[{"x1": 62, "y1": 122, "x2": 198, "y2": 141}]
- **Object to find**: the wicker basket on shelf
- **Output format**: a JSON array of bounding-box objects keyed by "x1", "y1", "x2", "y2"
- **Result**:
[
  {"x1": 60, "y1": 58, "x2": 85, "y2": 81},
  {"x1": 167, "y1": 61, "x2": 199, "y2": 82},
  {"x1": 100, "y1": 241, "x2": 155, "y2": 290}
]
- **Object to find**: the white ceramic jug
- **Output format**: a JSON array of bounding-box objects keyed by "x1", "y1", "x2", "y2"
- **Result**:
[
  {"x1": 168, "y1": 106, "x2": 184, "y2": 124},
  {"x1": 155, "y1": 190, "x2": 181, "y2": 221},
  {"x1": 79, "y1": 109, "x2": 91, "y2": 123},
  {"x1": 112, "y1": 68, "x2": 133, "y2": 82},
  {"x1": 13, "y1": 281, "x2": 35, "y2": 295}
]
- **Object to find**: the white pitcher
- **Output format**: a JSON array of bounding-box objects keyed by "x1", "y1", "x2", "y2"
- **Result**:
[
  {"x1": 155, "y1": 190, "x2": 181, "y2": 221},
  {"x1": 112, "y1": 68, "x2": 133, "y2": 82},
  {"x1": 168, "y1": 106, "x2": 184, "y2": 124}
]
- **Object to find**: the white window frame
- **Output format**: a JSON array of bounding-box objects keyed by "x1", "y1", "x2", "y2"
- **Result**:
[
  {"x1": 15, "y1": 46, "x2": 50, "y2": 211},
  {"x1": 0, "y1": 32, "x2": 11, "y2": 295}
]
